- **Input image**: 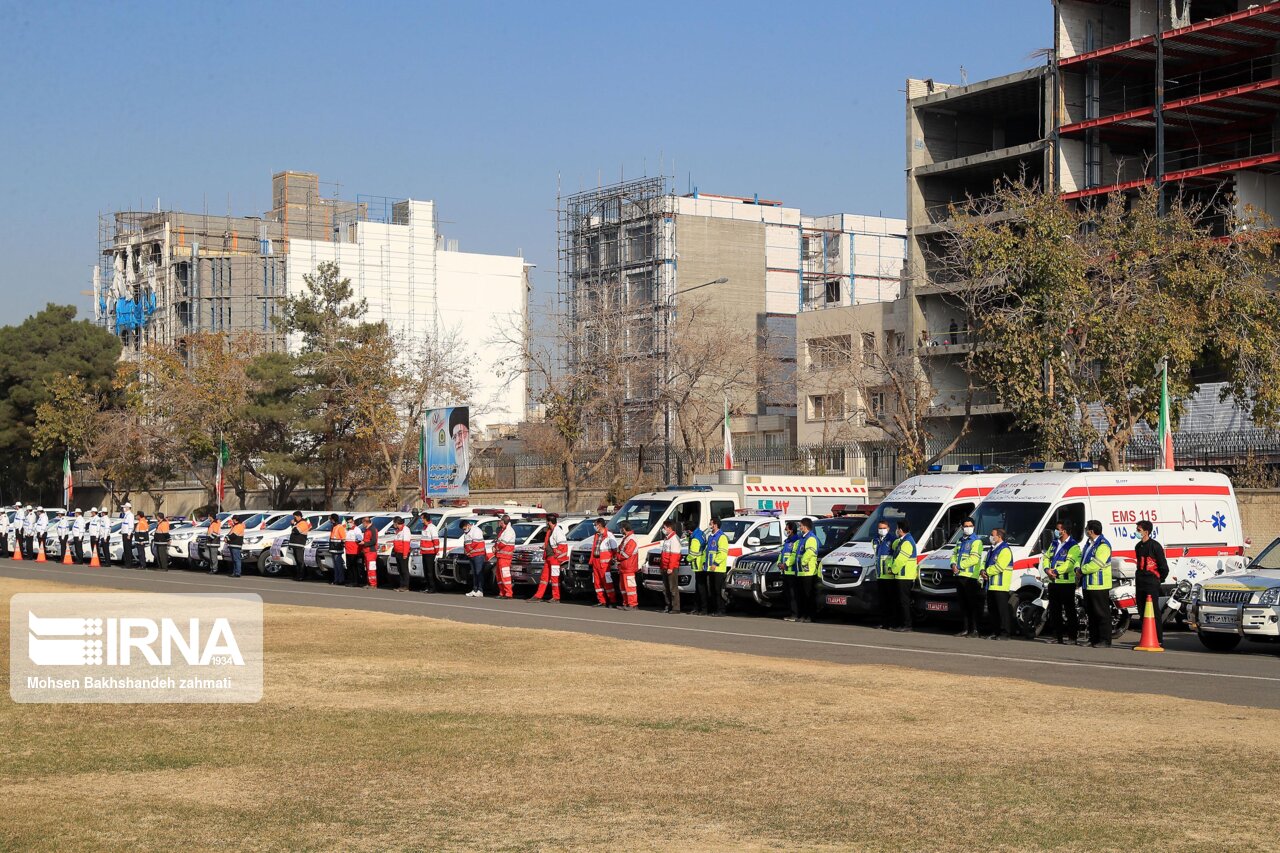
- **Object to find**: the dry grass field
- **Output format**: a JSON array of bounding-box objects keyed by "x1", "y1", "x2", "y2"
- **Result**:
[{"x1": 1, "y1": 575, "x2": 1278, "y2": 852}]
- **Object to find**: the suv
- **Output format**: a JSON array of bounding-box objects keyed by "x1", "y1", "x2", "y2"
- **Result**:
[
  {"x1": 509, "y1": 514, "x2": 591, "y2": 586},
  {"x1": 728, "y1": 517, "x2": 863, "y2": 612},
  {"x1": 242, "y1": 511, "x2": 328, "y2": 577},
  {"x1": 1187, "y1": 536, "x2": 1280, "y2": 653}
]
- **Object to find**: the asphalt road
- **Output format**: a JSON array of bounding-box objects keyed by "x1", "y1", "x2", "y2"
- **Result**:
[{"x1": 3, "y1": 559, "x2": 1278, "y2": 709}]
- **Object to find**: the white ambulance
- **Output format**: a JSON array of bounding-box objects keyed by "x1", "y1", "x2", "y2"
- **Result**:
[
  {"x1": 818, "y1": 467, "x2": 1008, "y2": 618},
  {"x1": 916, "y1": 464, "x2": 1246, "y2": 628}
]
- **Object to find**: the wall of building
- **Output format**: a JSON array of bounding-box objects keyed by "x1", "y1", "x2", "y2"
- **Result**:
[
  {"x1": 286, "y1": 199, "x2": 527, "y2": 430},
  {"x1": 1235, "y1": 171, "x2": 1280, "y2": 222}
]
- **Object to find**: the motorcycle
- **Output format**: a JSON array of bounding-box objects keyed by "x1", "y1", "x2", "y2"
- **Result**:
[{"x1": 1015, "y1": 581, "x2": 1132, "y2": 641}]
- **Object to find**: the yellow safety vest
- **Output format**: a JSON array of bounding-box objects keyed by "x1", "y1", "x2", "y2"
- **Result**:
[
  {"x1": 985, "y1": 543, "x2": 1013, "y2": 592},
  {"x1": 952, "y1": 535, "x2": 983, "y2": 579},
  {"x1": 1082, "y1": 538, "x2": 1113, "y2": 590}
]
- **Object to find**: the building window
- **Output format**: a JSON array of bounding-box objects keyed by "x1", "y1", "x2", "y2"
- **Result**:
[
  {"x1": 824, "y1": 280, "x2": 840, "y2": 305},
  {"x1": 868, "y1": 390, "x2": 886, "y2": 418},
  {"x1": 824, "y1": 446, "x2": 846, "y2": 471},
  {"x1": 861, "y1": 332, "x2": 877, "y2": 365},
  {"x1": 808, "y1": 393, "x2": 844, "y2": 421},
  {"x1": 807, "y1": 335, "x2": 851, "y2": 370},
  {"x1": 627, "y1": 271, "x2": 653, "y2": 306}
]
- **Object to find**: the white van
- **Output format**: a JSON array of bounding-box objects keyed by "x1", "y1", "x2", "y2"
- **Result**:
[
  {"x1": 916, "y1": 465, "x2": 1247, "y2": 627},
  {"x1": 819, "y1": 469, "x2": 1009, "y2": 618}
]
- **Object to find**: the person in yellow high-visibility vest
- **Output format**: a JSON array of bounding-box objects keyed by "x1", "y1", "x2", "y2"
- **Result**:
[
  {"x1": 794, "y1": 517, "x2": 820, "y2": 623},
  {"x1": 705, "y1": 517, "x2": 731, "y2": 617},
  {"x1": 1081, "y1": 519, "x2": 1114, "y2": 648},
  {"x1": 888, "y1": 520, "x2": 917, "y2": 633},
  {"x1": 1042, "y1": 521, "x2": 1082, "y2": 644},
  {"x1": 981, "y1": 527, "x2": 1014, "y2": 640},
  {"x1": 949, "y1": 517, "x2": 983, "y2": 638}
]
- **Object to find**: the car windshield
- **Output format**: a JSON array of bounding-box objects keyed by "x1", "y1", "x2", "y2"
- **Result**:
[
  {"x1": 441, "y1": 518, "x2": 476, "y2": 538},
  {"x1": 514, "y1": 522, "x2": 541, "y2": 542},
  {"x1": 1250, "y1": 538, "x2": 1280, "y2": 571},
  {"x1": 961, "y1": 501, "x2": 1051, "y2": 549},
  {"x1": 607, "y1": 499, "x2": 672, "y2": 536},
  {"x1": 372, "y1": 516, "x2": 402, "y2": 532},
  {"x1": 851, "y1": 502, "x2": 943, "y2": 543},
  {"x1": 266, "y1": 516, "x2": 296, "y2": 531},
  {"x1": 566, "y1": 519, "x2": 595, "y2": 541},
  {"x1": 310, "y1": 519, "x2": 334, "y2": 533},
  {"x1": 241, "y1": 513, "x2": 269, "y2": 529},
  {"x1": 719, "y1": 519, "x2": 757, "y2": 541},
  {"x1": 813, "y1": 518, "x2": 861, "y2": 554}
]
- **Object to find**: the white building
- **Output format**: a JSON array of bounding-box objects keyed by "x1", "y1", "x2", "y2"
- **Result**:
[{"x1": 286, "y1": 199, "x2": 529, "y2": 430}]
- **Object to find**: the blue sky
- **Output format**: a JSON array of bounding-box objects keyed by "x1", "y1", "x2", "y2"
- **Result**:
[{"x1": 0, "y1": 0, "x2": 1047, "y2": 322}]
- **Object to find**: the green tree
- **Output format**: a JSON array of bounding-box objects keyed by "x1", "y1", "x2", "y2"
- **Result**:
[
  {"x1": 932, "y1": 182, "x2": 1280, "y2": 468},
  {"x1": 0, "y1": 304, "x2": 121, "y2": 500}
]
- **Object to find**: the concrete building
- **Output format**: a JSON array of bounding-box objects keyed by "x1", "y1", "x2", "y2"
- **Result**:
[
  {"x1": 886, "y1": 0, "x2": 1280, "y2": 450},
  {"x1": 559, "y1": 176, "x2": 904, "y2": 463},
  {"x1": 95, "y1": 171, "x2": 529, "y2": 430}
]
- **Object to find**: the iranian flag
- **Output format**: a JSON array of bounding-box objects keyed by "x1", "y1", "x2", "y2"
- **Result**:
[
  {"x1": 723, "y1": 396, "x2": 734, "y2": 471},
  {"x1": 216, "y1": 437, "x2": 229, "y2": 509},
  {"x1": 62, "y1": 450, "x2": 73, "y2": 508},
  {"x1": 1157, "y1": 360, "x2": 1174, "y2": 470}
]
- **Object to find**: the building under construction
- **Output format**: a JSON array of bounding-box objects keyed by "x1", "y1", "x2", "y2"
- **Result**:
[
  {"x1": 96, "y1": 171, "x2": 364, "y2": 351},
  {"x1": 559, "y1": 176, "x2": 905, "y2": 454}
]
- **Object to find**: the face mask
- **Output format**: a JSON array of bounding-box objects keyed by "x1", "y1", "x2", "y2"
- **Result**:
[
  {"x1": 962, "y1": 526, "x2": 974, "y2": 536},
  {"x1": 1052, "y1": 530, "x2": 1061, "y2": 540},
  {"x1": 877, "y1": 528, "x2": 888, "y2": 539}
]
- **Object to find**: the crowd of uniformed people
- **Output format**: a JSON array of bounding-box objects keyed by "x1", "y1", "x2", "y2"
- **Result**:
[{"x1": 4, "y1": 499, "x2": 1162, "y2": 649}]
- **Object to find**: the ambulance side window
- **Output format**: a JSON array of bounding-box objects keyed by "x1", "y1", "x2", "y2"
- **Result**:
[
  {"x1": 1036, "y1": 503, "x2": 1085, "y2": 555},
  {"x1": 710, "y1": 500, "x2": 736, "y2": 523},
  {"x1": 757, "y1": 522, "x2": 781, "y2": 546},
  {"x1": 674, "y1": 502, "x2": 701, "y2": 537}
]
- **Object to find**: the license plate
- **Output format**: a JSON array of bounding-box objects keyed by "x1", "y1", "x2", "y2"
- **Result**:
[
  {"x1": 926, "y1": 601, "x2": 949, "y2": 612},
  {"x1": 1115, "y1": 597, "x2": 1136, "y2": 609},
  {"x1": 1204, "y1": 613, "x2": 1237, "y2": 626},
  {"x1": 304, "y1": 546, "x2": 316, "y2": 562},
  {"x1": 731, "y1": 577, "x2": 752, "y2": 589},
  {"x1": 825, "y1": 595, "x2": 849, "y2": 606}
]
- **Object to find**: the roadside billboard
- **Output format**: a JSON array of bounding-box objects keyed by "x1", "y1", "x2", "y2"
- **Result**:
[{"x1": 420, "y1": 406, "x2": 470, "y2": 498}]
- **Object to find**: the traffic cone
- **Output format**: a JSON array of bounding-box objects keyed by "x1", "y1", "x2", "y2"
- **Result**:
[
  {"x1": 61, "y1": 546, "x2": 73, "y2": 565},
  {"x1": 89, "y1": 550, "x2": 101, "y2": 568},
  {"x1": 12, "y1": 539, "x2": 21, "y2": 561},
  {"x1": 1134, "y1": 595, "x2": 1164, "y2": 653},
  {"x1": 35, "y1": 543, "x2": 47, "y2": 563}
]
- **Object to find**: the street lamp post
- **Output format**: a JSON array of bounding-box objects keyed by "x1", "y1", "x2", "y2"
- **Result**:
[{"x1": 661, "y1": 276, "x2": 729, "y2": 483}]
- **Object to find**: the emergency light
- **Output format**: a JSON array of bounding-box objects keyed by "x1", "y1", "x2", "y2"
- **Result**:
[{"x1": 1064, "y1": 461, "x2": 1094, "y2": 471}]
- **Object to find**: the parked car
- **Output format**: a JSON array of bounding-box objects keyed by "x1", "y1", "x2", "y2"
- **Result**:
[
  {"x1": 1187, "y1": 535, "x2": 1280, "y2": 653},
  {"x1": 641, "y1": 513, "x2": 798, "y2": 605},
  {"x1": 727, "y1": 517, "x2": 863, "y2": 613}
]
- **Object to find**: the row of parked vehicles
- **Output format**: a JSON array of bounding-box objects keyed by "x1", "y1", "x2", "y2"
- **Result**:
[{"x1": 22, "y1": 466, "x2": 1279, "y2": 654}]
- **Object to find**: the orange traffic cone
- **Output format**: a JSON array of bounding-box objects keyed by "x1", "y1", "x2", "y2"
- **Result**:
[
  {"x1": 61, "y1": 546, "x2": 73, "y2": 564},
  {"x1": 1134, "y1": 595, "x2": 1164, "y2": 652},
  {"x1": 35, "y1": 542, "x2": 47, "y2": 563},
  {"x1": 12, "y1": 539, "x2": 22, "y2": 561},
  {"x1": 89, "y1": 550, "x2": 101, "y2": 568}
]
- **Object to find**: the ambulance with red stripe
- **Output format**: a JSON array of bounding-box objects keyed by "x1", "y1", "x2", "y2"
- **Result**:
[
  {"x1": 818, "y1": 467, "x2": 1008, "y2": 617},
  {"x1": 915, "y1": 464, "x2": 1246, "y2": 628}
]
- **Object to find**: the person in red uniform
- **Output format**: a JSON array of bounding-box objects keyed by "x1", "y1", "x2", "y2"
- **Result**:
[
  {"x1": 391, "y1": 516, "x2": 413, "y2": 591},
  {"x1": 359, "y1": 516, "x2": 379, "y2": 589},
  {"x1": 659, "y1": 519, "x2": 683, "y2": 613},
  {"x1": 617, "y1": 521, "x2": 640, "y2": 610},
  {"x1": 494, "y1": 514, "x2": 516, "y2": 598},
  {"x1": 589, "y1": 517, "x2": 618, "y2": 607},
  {"x1": 531, "y1": 513, "x2": 566, "y2": 603}
]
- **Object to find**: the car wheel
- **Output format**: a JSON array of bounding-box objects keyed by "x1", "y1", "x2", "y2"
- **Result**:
[
  {"x1": 1196, "y1": 630, "x2": 1241, "y2": 653},
  {"x1": 261, "y1": 553, "x2": 284, "y2": 577}
]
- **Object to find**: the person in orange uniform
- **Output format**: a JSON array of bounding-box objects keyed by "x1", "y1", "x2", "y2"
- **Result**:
[
  {"x1": 359, "y1": 516, "x2": 379, "y2": 589},
  {"x1": 152, "y1": 512, "x2": 171, "y2": 572},
  {"x1": 344, "y1": 516, "x2": 362, "y2": 587},
  {"x1": 418, "y1": 513, "x2": 441, "y2": 594},
  {"x1": 617, "y1": 520, "x2": 640, "y2": 610},
  {"x1": 531, "y1": 513, "x2": 565, "y2": 603},
  {"x1": 205, "y1": 516, "x2": 223, "y2": 574},
  {"x1": 132, "y1": 512, "x2": 151, "y2": 569},
  {"x1": 288, "y1": 511, "x2": 312, "y2": 582},
  {"x1": 391, "y1": 516, "x2": 413, "y2": 591},
  {"x1": 494, "y1": 514, "x2": 517, "y2": 598},
  {"x1": 227, "y1": 516, "x2": 246, "y2": 578},
  {"x1": 589, "y1": 517, "x2": 618, "y2": 607},
  {"x1": 327, "y1": 514, "x2": 347, "y2": 585}
]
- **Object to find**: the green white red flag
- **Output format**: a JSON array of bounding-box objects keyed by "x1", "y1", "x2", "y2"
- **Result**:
[
  {"x1": 62, "y1": 450, "x2": 73, "y2": 508},
  {"x1": 1157, "y1": 361, "x2": 1174, "y2": 470},
  {"x1": 216, "y1": 436, "x2": 229, "y2": 509}
]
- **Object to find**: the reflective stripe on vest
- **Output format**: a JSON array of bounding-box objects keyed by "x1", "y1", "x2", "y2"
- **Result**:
[{"x1": 985, "y1": 542, "x2": 1013, "y2": 591}]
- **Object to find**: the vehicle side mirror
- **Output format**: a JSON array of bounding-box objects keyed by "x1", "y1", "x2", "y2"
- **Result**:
[{"x1": 746, "y1": 537, "x2": 761, "y2": 547}]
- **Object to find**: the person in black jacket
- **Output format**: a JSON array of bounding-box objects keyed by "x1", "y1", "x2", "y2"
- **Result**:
[
  {"x1": 288, "y1": 511, "x2": 312, "y2": 582},
  {"x1": 1133, "y1": 519, "x2": 1168, "y2": 643}
]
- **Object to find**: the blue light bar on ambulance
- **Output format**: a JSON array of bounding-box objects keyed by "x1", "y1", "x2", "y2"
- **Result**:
[
  {"x1": 1064, "y1": 461, "x2": 1094, "y2": 471},
  {"x1": 958, "y1": 464, "x2": 986, "y2": 473},
  {"x1": 1028, "y1": 462, "x2": 1046, "y2": 470},
  {"x1": 927, "y1": 465, "x2": 943, "y2": 473}
]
